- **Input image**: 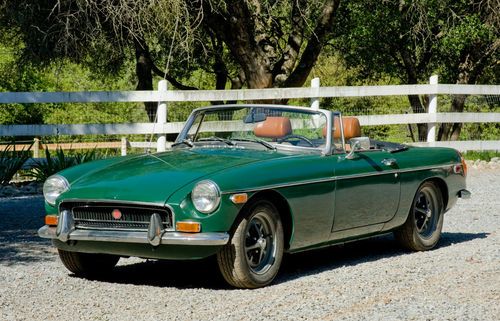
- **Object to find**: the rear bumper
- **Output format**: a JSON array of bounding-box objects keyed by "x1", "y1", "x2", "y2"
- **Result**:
[{"x1": 38, "y1": 225, "x2": 229, "y2": 246}]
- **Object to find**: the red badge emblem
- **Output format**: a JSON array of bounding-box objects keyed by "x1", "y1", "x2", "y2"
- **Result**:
[{"x1": 111, "y1": 209, "x2": 122, "y2": 220}]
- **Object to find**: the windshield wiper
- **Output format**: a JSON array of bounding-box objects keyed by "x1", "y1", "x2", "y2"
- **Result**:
[
  {"x1": 231, "y1": 138, "x2": 276, "y2": 151},
  {"x1": 171, "y1": 139, "x2": 194, "y2": 148},
  {"x1": 197, "y1": 136, "x2": 235, "y2": 146}
]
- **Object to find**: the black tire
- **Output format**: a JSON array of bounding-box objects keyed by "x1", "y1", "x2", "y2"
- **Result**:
[
  {"x1": 217, "y1": 200, "x2": 284, "y2": 288},
  {"x1": 58, "y1": 249, "x2": 120, "y2": 277},
  {"x1": 395, "y1": 181, "x2": 444, "y2": 251}
]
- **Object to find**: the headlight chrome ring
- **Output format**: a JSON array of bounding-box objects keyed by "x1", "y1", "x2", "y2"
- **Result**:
[
  {"x1": 43, "y1": 175, "x2": 70, "y2": 206},
  {"x1": 191, "y1": 180, "x2": 221, "y2": 214}
]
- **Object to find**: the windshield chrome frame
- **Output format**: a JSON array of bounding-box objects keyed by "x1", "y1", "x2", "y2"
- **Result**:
[{"x1": 175, "y1": 104, "x2": 338, "y2": 156}]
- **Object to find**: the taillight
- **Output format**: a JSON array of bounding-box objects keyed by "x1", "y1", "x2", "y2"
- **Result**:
[
  {"x1": 461, "y1": 155, "x2": 468, "y2": 177},
  {"x1": 456, "y1": 151, "x2": 467, "y2": 177}
]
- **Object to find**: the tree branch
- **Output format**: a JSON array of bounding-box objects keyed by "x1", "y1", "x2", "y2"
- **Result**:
[
  {"x1": 150, "y1": 64, "x2": 198, "y2": 90},
  {"x1": 272, "y1": 0, "x2": 307, "y2": 85},
  {"x1": 283, "y1": 0, "x2": 340, "y2": 88}
]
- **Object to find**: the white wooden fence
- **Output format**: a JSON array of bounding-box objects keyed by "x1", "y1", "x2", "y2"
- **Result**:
[{"x1": 0, "y1": 76, "x2": 499, "y2": 155}]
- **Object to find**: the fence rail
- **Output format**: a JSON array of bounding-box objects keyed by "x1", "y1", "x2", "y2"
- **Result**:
[
  {"x1": 1, "y1": 112, "x2": 498, "y2": 137},
  {"x1": 0, "y1": 84, "x2": 498, "y2": 104},
  {"x1": 1, "y1": 76, "x2": 499, "y2": 154}
]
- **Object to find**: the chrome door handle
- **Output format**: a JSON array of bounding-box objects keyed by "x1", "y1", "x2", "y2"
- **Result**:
[{"x1": 381, "y1": 158, "x2": 397, "y2": 166}]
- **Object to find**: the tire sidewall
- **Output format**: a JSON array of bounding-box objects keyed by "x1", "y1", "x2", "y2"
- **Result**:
[
  {"x1": 232, "y1": 200, "x2": 284, "y2": 287},
  {"x1": 410, "y1": 182, "x2": 444, "y2": 250}
]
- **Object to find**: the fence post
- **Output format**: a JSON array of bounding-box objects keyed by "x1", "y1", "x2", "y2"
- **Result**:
[
  {"x1": 427, "y1": 75, "x2": 438, "y2": 144},
  {"x1": 121, "y1": 137, "x2": 128, "y2": 156},
  {"x1": 157, "y1": 80, "x2": 168, "y2": 152},
  {"x1": 33, "y1": 138, "x2": 40, "y2": 158},
  {"x1": 310, "y1": 77, "x2": 320, "y2": 110}
]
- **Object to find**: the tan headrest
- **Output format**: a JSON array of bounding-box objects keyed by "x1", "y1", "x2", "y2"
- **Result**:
[
  {"x1": 254, "y1": 117, "x2": 292, "y2": 138},
  {"x1": 322, "y1": 117, "x2": 361, "y2": 140}
]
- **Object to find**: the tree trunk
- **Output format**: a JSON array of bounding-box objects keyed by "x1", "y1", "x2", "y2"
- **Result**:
[
  {"x1": 437, "y1": 94, "x2": 466, "y2": 141},
  {"x1": 407, "y1": 95, "x2": 428, "y2": 142},
  {"x1": 134, "y1": 38, "x2": 156, "y2": 122}
]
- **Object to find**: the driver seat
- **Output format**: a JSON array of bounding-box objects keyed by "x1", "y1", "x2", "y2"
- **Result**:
[{"x1": 254, "y1": 117, "x2": 292, "y2": 139}]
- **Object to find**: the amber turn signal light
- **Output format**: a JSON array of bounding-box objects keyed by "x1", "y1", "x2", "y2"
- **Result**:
[
  {"x1": 45, "y1": 215, "x2": 58, "y2": 226},
  {"x1": 230, "y1": 193, "x2": 248, "y2": 204},
  {"x1": 176, "y1": 221, "x2": 201, "y2": 233}
]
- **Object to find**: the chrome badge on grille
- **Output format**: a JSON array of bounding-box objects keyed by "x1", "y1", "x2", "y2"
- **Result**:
[{"x1": 111, "y1": 209, "x2": 122, "y2": 220}]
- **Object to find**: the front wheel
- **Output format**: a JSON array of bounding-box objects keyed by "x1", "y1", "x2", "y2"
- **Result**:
[
  {"x1": 394, "y1": 181, "x2": 444, "y2": 251},
  {"x1": 58, "y1": 249, "x2": 120, "y2": 277},
  {"x1": 217, "y1": 200, "x2": 284, "y2": 288}
]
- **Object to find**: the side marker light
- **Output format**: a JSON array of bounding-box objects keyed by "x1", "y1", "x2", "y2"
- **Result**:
[{"x1": 230, "y1": 193, "x2": 248, "y2": 204}]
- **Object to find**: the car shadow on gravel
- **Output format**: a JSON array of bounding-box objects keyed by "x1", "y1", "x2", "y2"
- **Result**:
[
  {"x1": 275, "y1": 231, "x2": 489, "y2": 285},
  {"x1": 70, "y1": 231, "x2": 488, "y2": 290},
  {"x1": 0, "y1": 195, "x2": 55, "y2": 266}
]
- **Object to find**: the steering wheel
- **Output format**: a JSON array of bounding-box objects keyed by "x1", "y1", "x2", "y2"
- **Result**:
[{"x1": 278, "y1": 135, "x2": 315, "y2": 147}]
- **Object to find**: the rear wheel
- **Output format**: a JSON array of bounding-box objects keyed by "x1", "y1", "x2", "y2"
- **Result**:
[
  {"x1": 395, "y1": 181, "x2": 444, "y2": 251},
  {"x1": 58, "y1": 249, "x2": 120, "y2": 277},
  {"x1": 217, "y1": 200, "x2": 284, "y2": 288}
]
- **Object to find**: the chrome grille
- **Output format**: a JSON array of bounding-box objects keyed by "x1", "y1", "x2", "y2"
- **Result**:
[{"x1": 60, "y1": 201, "x2": 173, "y2": 231}]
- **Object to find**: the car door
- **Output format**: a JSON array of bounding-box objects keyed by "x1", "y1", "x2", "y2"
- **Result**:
[{"x1": 331, "y1": 150, "x2": 401, "y2": 232}]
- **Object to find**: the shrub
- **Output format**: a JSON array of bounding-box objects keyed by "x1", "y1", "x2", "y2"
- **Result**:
[{"x1": 0, "y1": 144, "x2": 32, "y2": 185}]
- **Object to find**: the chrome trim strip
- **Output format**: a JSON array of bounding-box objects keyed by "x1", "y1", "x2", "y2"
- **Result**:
[
  {"x1": 60, "y1": 199, "x2": 167, "y2": 208},
  {"x1": 221, "y1": 177, "x2": 337, "y2": 194},
  {"x1": 38, "y1": 225, "x2": 229, "y2": 246},
  {"x1": 397, "y1": 163, "x2": 457, "y2": 173},
  {"x1": 221, "y1": 163, "x2": 458, "y2": 194}
]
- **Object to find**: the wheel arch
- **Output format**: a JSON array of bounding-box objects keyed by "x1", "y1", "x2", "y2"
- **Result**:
[
  {"x1": 424, "y1": 177, "x2": 449, "y2": 210},
  {"x1": 231, "y1": 189, "x2": 294, "y2": 250}
]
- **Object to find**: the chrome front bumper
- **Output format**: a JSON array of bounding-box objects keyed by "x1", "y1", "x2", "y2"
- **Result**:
[{"x1": 38, "y1": 210, "x2": 229, "y2": 246}]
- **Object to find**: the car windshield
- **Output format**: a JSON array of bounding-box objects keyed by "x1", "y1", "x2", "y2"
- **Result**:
[{"x1": 174, "y1": 105, "x2": 338, "y2": 153}]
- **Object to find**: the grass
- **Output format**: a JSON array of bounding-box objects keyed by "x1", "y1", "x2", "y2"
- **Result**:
[{"x1": 462, "y1": 151, "x2": 500, "y2": 161}]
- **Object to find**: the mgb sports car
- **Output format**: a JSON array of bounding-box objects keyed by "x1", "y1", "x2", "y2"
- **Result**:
[{"x1": 39, "y1": 104, "x2": 470, "y2": 288}]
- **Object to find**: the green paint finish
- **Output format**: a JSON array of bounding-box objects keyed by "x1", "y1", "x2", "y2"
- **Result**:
[
  {"x1": 332, "y1": 151, "x2": 401, "y2": 231},
  {"x1": 54, "y1": 148, "x2": 281, "y2": 207},
  {"x1": 44, "y1": 142, "x2": 466, "y2": 259}
]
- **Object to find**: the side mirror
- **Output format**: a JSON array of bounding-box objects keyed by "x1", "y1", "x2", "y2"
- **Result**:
[
  {"x1": 345, "y1": 137, "x2": 370, "y2": 159},
  {"x1": 345, "y1": 141, "x2": 361, "y2": 159},
  {"x1": 350, "y1": 137, "x2": 370, "y2": 150}
]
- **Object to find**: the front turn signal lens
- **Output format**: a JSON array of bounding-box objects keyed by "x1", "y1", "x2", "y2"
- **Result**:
[
  {"x1": 176, "y1": 221, "x2": 201, "y2": 233},
  {"x1": 45, "y1": 215, "x2": 58, "y2": 226},
  {"x1": 230, "y1": 193, "x2": 248, "y2": 204}
]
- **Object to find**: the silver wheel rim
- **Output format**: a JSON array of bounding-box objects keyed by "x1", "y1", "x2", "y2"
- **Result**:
[
  {"x1": 414, "y1": 189, "x2": 437, "y2": 238},
  {"x1": 244, "y1": 211, "x2": 276, "y2": 275}
]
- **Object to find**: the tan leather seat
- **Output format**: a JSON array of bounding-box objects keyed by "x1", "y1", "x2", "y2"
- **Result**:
[
  {"x1": 322, "y1": 117, "x2": 361, "y2": 140},
  {"x1": 254, "y1": 117, "x2": 292, "y2": 138},
  {"x1": 322, "y1": 117, "x2": 361, "y2": 151}
]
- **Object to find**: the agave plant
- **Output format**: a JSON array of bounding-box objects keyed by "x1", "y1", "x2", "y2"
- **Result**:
[
  {"x1": 29, "y1": 147, "x2": 100, "y2": 182},
  {"x1": 0, "y1": 144, "x2": 32, "y2": 185}
]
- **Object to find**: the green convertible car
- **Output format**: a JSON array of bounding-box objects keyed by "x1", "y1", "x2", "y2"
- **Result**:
[{"x1": 39, "y1": 104, "x2": 470, "y2": 288}]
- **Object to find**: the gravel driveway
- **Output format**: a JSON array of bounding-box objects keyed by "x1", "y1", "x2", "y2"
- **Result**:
[{"x1": 1, "y1": 168, "x2": 498, "y2": 321}]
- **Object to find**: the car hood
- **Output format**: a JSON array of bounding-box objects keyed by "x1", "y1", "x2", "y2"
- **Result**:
[{"x1": 59, "y1": 148, "x2": 283, "y2": 205}]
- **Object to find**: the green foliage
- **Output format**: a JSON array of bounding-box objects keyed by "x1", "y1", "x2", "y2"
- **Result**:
[
  {"x1": 0, "y1": 144, "x2": 32, "y2": 185},
  {"x1": 28, "y1": 147, "x2": 101, "y2": 182},
  {"x1": 462, "y1": 151, "x2": 500, "y2": 162}
]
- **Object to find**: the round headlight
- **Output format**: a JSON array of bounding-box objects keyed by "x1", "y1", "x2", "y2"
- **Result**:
[
  {"x1": 43, "y1": 175, "x2": 70, "y2": 206},
  {"x1": 191, "y1": 180, "x2": 221, "y2": 214}
]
